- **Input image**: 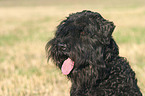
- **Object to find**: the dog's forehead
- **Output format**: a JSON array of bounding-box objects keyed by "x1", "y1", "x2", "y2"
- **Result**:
[
  {"x1": 68, "y1": 10, "x2": 103, "y2": 20},
  {"x1": 57, "y1": 11, "x2": 102, "y2": 34},
  {"x1": 55, "y1": 10, "x2": 115, "y2": 45}
]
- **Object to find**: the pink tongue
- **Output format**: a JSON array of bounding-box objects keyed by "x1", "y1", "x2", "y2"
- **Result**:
[{"x1": 61, "y1": 58, "x2": 74, "y2": 75}]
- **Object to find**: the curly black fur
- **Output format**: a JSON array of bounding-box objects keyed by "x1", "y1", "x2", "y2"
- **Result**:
[{"x1": 46, "y1": 10, "x2": 142, "y2": 96}]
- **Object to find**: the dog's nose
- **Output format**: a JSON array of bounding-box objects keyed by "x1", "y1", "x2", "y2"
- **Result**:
[{"x1": 58, "y1": 43, "x2": 67, "y2": 50}]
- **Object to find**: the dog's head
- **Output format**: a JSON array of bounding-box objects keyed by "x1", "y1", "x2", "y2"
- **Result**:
[{"x1": 46, "y1": 10, "x2": 119, "y2": 79}]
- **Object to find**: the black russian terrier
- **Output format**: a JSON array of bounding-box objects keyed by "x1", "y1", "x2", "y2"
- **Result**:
[{"x1": 46, "y1": 10, "x2": 142, "y2": 96}]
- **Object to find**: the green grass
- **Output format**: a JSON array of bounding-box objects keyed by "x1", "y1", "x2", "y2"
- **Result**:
[
  {"x1": 0, "y1": 0, "x2": 145, "y2": 96},
  {"x1": 0, "y1": 34, "x2": 19, "y2": 45},
  {"x1": 114, "y1": 27, "x2": 145, "y2": 44},
  {"x1": 0, "y1": 16, "x2": 53, "y2": 46}
]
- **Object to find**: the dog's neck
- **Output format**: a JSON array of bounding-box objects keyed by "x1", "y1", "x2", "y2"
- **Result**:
[
  {"x1": 69, "y1": 56, "x2": 119, "y2": 88},
  {"x1": 69, "y1": 65, "x2": 109, "y2": 87}
]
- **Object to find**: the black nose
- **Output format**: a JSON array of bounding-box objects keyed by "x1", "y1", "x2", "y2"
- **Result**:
[{"x1": 58, "y1": 43, "x2": 67, "y2": 50}]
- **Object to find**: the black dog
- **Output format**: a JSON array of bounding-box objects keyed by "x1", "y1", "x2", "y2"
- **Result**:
[{"x1": 46, "y1": 10, "x2": 142, "y2": 96}]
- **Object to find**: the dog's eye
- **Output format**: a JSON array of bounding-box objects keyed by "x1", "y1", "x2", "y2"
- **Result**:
[{"x1": 80, "y1": 32, "x2": 85, "y2": 35}]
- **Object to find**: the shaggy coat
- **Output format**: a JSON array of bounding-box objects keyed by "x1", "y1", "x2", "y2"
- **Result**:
[{"x1": 46, "y1": 10, "x2": 142, "y2": 96}]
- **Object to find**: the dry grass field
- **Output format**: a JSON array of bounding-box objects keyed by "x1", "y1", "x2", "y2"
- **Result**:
[{"x1": 0, "y1": 0, "x2": 145, "y2": 96}]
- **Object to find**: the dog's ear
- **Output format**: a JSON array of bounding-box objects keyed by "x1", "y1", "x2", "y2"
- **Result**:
[{"x1": 99, "y1": 21, "x2": 115, "y2": 44}]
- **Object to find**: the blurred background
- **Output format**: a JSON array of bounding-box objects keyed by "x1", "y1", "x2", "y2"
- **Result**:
[{"x1": 0, "y1": 0, "x2": 145, "y2": 96}]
